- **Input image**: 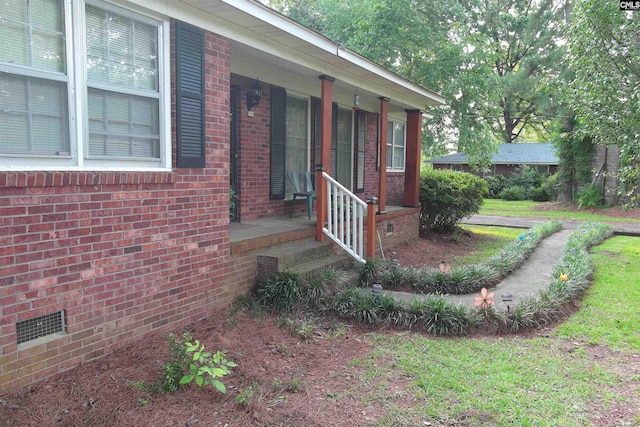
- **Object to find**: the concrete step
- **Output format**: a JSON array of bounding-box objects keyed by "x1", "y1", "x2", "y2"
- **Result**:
[
  {"x1": 257, "y1": 239, "x2": 335, "y2": 273},
  {"x1": 286, "y1": 253, "x2": 355, "y2": 282},
  {"x1": 256, "y1": 238, "x2": 360, "y2": 283}
]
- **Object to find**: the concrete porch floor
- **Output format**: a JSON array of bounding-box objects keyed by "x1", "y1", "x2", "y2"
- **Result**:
[
  {"x1": 230, "y1": 214, "x2": 317, "y2": 243},
  {"x1": 229, "y1": 214, "x2": 317, "y2": 255},
  {"x1": 229, "y1": 205, "x2": 411, "y2": 255}
]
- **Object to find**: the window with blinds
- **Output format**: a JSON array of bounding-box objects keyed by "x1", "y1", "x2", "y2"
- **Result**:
[
  {"x1": 335, "y1": 107, "x2": 353, "y2": 188},
  {"x1": 285, "y1": 95, "x2": 309, "y2": 198},
  {"x1": 0, "y1": 0, "x2": 167, "y2": 169},
  {"x1": 86, "y1": 5, "x2": 160, "y2": 159},
  {"x1": 0, "y1": 0, "x2": 69, "y2": 156},
  {"x1": 386, "y1": 120, "x2": 406, "y2": 172}
]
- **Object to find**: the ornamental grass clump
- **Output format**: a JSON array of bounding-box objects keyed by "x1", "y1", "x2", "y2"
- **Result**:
[
  {"x1": 331, "y1": 288, "x2": 479, "y2": 336},
  {"x1": 302, "y1": 268, "x2": 347, "y2": 310},
  {"x1": 255, "y1": 271, "x2": 303, "y2": 313},
  {"x1": 406, "y1": 296, "x2": 478, "y2": 336},
  {"x1": 331, "y1": 287, "x2": 404, "y2": 325}
]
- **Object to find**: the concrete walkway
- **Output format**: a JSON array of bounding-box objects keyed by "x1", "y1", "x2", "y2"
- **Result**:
[{"x1": 387, "y1": 215, "x2": 640, "y2": 308}]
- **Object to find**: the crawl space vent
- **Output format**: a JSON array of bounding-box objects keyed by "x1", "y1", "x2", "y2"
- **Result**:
[{"x1": 16, "y1": 311, "x2": 65, "y2": 344}]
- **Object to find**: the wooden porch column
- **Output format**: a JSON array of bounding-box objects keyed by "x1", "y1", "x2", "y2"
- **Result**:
[
  {"x1": 378, "y1": 97, "x2": 390, "y2": 214},
  {"x1": 316, "y1": 75, "x2": 335, "y2": 241},
  {"x1": 403, "y1": 109, "x2": 423, "y2": 207}
]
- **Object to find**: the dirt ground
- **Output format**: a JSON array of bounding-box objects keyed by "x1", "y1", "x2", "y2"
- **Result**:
[{"x1": 1, "y1": 206, "x2": 638, "y2": 427}]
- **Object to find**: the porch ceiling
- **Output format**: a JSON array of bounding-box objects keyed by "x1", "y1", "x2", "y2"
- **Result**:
[{"x1": 176, "y1": 0, "x2": 446, "y2": 114}]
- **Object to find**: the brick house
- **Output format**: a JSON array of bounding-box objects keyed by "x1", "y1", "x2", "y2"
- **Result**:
[
  {"x1": 0, "y1": 0, "x2": 445, "y2": 390},
  {"x1": 427, "y1": 143, "x2": 559, "y2": 177}
]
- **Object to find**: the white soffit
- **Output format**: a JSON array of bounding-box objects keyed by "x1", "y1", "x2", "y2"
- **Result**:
[{"x1": 171, "y1": 0, "x2": 446, "y2": 111}]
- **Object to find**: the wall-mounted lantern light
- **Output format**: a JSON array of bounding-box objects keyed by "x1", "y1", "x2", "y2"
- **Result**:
[
  {"x1": 353, "y1": 92, "x2": 360, "y2": 110},
  {"x1": 246, "y1": 78, "x2": 263, "y2": 111}
]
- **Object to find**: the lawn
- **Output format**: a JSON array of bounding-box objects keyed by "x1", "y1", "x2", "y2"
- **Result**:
[
  {"x1": 357, "y1": 234, "x2": 640, "y2": 426},
  {"x1": 479, "y1": 199, "x2": 640, "y2": 224},
  {"x1": 455, "y1": 224, "x2": 522, "y2": 264}
]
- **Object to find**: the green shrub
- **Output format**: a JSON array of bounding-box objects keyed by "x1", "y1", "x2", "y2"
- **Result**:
[
  {"x1": 134, "y1": 332, "x2": 192, "y2": 394},
  {"x1": 494, "y1": 166, "x2": 559, "y2": 202},
  {"x1": 499, "y1": 185, "x2": 528, "y2": 201},
  {"x1": 255, "y1": 272, "x2": 302, "y2": 313},
  {"x1": 419, "y1": 170, "x2": 488, "y2": 233},
  {"x1": 135, "y1": 332, "x2": 235, "y2": 394},
  {"x1": 484, "y1": 174, "x2": 510, "y2": 198},
  {"x1": 575, "y1": 183, "x2": 603, "y2": 208},
  {"x1": 530, "y1": 174, "x2": 560, "y2": 202},
  {"x1": 508, "y1": 165, "x2": 543, "y2": 189}
]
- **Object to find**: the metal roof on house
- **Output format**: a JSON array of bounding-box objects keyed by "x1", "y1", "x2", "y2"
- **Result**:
[{"x1": 426, "y1": 143, "x2": 558, "y2": 165}]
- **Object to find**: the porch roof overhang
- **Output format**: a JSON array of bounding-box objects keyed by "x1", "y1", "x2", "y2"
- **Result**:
[{"x1": 165, "y1": 0, "x2": 446, "y2": 114}]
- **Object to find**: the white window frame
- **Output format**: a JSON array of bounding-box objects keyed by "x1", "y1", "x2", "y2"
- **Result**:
[
  {"x1": 0, "y1": 0, "x2": 171, "y2": 171},
  {"x1": 386, "y1": 119, "x2": 406, "y2": 172}
]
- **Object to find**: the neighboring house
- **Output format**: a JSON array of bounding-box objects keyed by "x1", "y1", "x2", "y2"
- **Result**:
[
  {"x1": 0, "y1": 0, "x2": 445, "y2": 389},
  {"x1": 426, "y1": 143, "x2": 558, "y2": 176}
]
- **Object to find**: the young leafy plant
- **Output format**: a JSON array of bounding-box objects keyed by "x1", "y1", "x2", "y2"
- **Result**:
[
  {"x1": 135, "y1": 332, "x2": 192, "y2": 394},
  {"x1": 179, "y1": 339, "x2": 237, "y2": 393}
]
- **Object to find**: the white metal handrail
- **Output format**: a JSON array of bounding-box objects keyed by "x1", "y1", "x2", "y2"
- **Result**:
[{"x1": 322, "y1": 172, "x2": 367, "y2": 264}]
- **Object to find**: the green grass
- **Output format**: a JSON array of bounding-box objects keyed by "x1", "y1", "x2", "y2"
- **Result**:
[
  {"x1": 366, "y1": 336, "x2": 618, "y2": 427},
  {"x1": 456, "y1": 225, "x2": 523, "y2": 265},
  {"x1": 479, "y1": 199, "x2": 640, "y2": 224},
  {"x1": 338, "y1": 234, "x2": 640, "y2": 426},
  {"x1": 554, "y1": 236, "x2": 640, "y2": 352}
]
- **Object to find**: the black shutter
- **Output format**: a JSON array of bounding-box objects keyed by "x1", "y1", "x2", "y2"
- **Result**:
[
  {"x1": 175, "y1": 21, "x2": 205, "y2": 168},
  {"x1": 312, "y1": 98, "x2": 321, "y2": 170},
  {"x1": 355, "y1": 110, "x2": 366, "y2": 193},
  {"x1": 270, "y1": 87, "x2": 287, "y2": 200},
  {"x1": 330, "y1": 103, "x2": 338, "y2": 176}
]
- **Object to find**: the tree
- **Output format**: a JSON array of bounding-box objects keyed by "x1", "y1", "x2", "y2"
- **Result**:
[
  {"x1": 269, "y1": 0, "x2": 566, "y2": 168},
  {"x1": 552, "y1": 116, "x2": 596, "y2": 202},
  {"x1": 567, "y1": 1, "x2": 640, "y2": 205},
  {"x1": 467, "y1": 0, "x2": 565, "y2": 144}
]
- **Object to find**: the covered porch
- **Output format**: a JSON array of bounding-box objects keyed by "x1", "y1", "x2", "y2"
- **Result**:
[{"x1": 230, "y1": 205, "x2": 420, "y2": 260}]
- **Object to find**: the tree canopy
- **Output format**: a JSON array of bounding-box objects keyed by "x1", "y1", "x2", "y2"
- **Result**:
[
  {"x1": 269, "y1": 0, "x2": 640, "y2": 203},
  {"x1": 270, "y1": 0, "x2": 566, "y2": 165},
  {"x1": 566, "y1": 1, "x2": 640, "y2": 204}
]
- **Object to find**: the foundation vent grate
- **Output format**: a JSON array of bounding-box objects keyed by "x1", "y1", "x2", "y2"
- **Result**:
[{"x1": 16, "y1": 311, "x2": 65, "y2": 344}]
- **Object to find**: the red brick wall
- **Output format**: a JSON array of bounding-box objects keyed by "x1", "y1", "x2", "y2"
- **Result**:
[
  {"x1": 231, "y1": 76, "x2": 291, "y2": 221},
  {"x1": 373, "y1": 208, "x2": 420, "y2": 258},
  {"x1": 0, "y1": 27, "x2": 240, "y2": 391},
  {"x1": 363, "y1": 112, "x2": 381, "y2": 199},
  {"x1": 385, "y1": 173, "x2": 405, "y2": 205}
]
